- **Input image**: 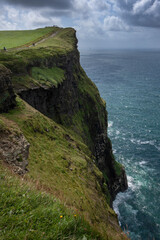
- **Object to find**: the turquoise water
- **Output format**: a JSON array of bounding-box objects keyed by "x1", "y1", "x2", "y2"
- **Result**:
[{"x1": 80, "y1": 50, "x2": 160, "y2": 240}]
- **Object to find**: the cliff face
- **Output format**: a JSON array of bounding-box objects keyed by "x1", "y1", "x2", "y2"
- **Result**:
[
  {"x1": 0, "y1": 64, "x2": 16, "y2": 113},
  {"x1": 0, "y1": 27, "x2": 129, "y2": 239},
  {"x1": 15, "y1": 34, "x2": 127, "y2": 201}
]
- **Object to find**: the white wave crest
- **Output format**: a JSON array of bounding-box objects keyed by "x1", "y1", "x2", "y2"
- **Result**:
[
  {"x1": 108, "y1": 121, "x2": 113, "y2": 128},
  {"x1": 127, "y1": 176, "x2": 137, "y2": 191},
  {"x1": 139, "y1": 161, "x2": 147, "y2": 166},
  {"x1": 130, "y1": 138, "x2": 156, "y2": 146},
  {"x1": 155, "y1": 145, "x2": 160, "y2": 151},
  {"x1": 116, "y1": 130, "x2": 120, "y2": 135}
]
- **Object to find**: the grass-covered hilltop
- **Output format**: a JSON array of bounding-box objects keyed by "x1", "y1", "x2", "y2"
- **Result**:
[{"x1": 0, "y1": 26, "x2": 128, "y2": 240}]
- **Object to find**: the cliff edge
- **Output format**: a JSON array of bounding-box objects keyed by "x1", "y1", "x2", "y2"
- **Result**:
[{"x1": 0, "y1": 27, "x2": 128, "y2": 239}]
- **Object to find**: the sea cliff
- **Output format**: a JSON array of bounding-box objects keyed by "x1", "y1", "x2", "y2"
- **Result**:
[{"x1": 0, "y1": 27, "x2": 128, "y2": 239}]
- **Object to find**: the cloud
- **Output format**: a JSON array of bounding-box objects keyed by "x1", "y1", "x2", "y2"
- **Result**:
[
  {"x1": 145, "y1": 0, "x2": 160, "y2": 17},
  {"x1": 133, "y1": 0, "x2": 152, "y2": 14},
  {"x1": 3, "y1": 0, "x2": 73, "y2": 9},
  {"x1": 115, "y1": 0, "x2": 160, "y2": 28},
  {"x1": 72, "y1": 0, "x2": 110, "y2": 39},
  {"x1": 88, "y1": 0, "x2": 109, "y2": 11},
  {"x1": 104, "y1": 16, "x2": 130, "y2": 31},
  {"x1": 72, "y1": 0, "x2": 109, "y2": 19},
  {"x1": 23, "y1": 11, "x2": 62, "y2": 28},
  {"x1": 0, "y1": 5, "x2": 62, "y2": 30}
]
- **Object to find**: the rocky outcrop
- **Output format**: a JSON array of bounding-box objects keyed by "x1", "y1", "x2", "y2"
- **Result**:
[
  {"x1": 111, "y1": 167, "x2": 128, "y2": 199},
  {"x1": 0, "y1": 65, "x2": 28, "y2": 175},
  {"x1": 0, "y1": 127, "x2": 29, "y2": 175},
  {"x1": 0, "y1": 64, "x2": 16, "y2": 113}
]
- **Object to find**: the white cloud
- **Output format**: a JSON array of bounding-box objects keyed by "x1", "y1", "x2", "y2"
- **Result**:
[
  {"x1": 5, "y1": 5, "x2": 19, "y2": 20},
  {"x1": 145, "y1": 0, "x2": 160, "y2": 17},
  {"x1": 0, "y1": 18, "x2": 17, "y2": 30},
  {"x1": 72, "y1": 0, "x2": 110, "y2": 39},
  {"x1": 72, "y1": 0, "x2": 109, "y2": 19},
  {"x1": 104, "y1": 16, "x2": 130, "y2": 31},
  {"x1": 22, "y1": 10, "x2": 62, "y2": 29},
  {"x1": 0, "y1": 6, "x2": 18, "y2": 29},
  {"x1": 133, "y1": 0, "x2": 152, "y2": 14},
  {"x1": 75, "y1": 17, "x2": 104, "y2": 39},
  {"x1": 0, "y1": 5, "x2": 62, "y2": 30},
  {"x1": 88, "y1": 0, "x2": 109, "y2": 11}
]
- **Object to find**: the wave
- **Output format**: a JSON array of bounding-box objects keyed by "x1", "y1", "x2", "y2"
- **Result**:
[
  {"x1": 113, "y1": 184, "x2": 135, "y2": 226},
  {"x1": 130, "y1": 138, "x2": 156, "y2": 146},
  {"x1": 116, "y1": 130, "x2": 120, "y2": 135},
  {"x1": 113, "y1": 149, "x2": 117, "y2": 154},
  {"x1": 127, "y1": 176, "x2": 137, "y2": 191},
  {"x1": 155, "y1": 145, "x2": 160, "y2": 151},
  {"x1": 139, "y1": 161, "x2": 147, "y2": 166},
  {"x1": 108, "y1": 121, "x2": 113, "y2": 128},
  {"x1": 130, "y1": 138, "x2": 160, "y2": 153}
]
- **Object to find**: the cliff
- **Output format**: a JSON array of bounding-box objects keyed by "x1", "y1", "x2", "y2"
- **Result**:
[
  {"x1": 0, "y1": 27, "x2": 128, "y2": 239},
  {"x1": 0, "y1": 64, "x2": 16, "y2": 113}
]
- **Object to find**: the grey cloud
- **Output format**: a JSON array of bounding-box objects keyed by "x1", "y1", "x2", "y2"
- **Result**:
[
  {"x1": 3, "y1": 0, "x2": 73, "y2": 9},
  {"x1": 116, "y1": 0, "x2": 135, "y2": 11},
  {"x1": 41, "y1": 9, "x2": 71, "y2": 18},
  {"x1": 116, "y1": 0, "x2": 160, "y2": 28}
]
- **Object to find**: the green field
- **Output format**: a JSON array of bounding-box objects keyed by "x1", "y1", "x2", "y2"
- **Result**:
[
  {"x1": 0, "y1": 27, "x2": 57, "y2": 49},
  {"x1": 34, "y1": 28, "x2": 77, "y2": 50}
]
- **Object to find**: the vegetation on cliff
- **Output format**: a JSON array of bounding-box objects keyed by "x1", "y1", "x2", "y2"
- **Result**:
[
  {"x1": 0, "y1": 27, "x2": 128, "y2": 239},
  {"x1": 0, "y1": 27, "x2": 58, "y2": 49},
  {"x1": 0, "y1": 164, "x2": 101, "y2": 240}
]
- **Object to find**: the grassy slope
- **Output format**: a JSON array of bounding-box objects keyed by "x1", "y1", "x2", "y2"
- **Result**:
[
  {"x1": 34, "y1": 28, "x2": 76, "y2": 50},
  {"x1": 0, "y1": 164, "x2": 101, "y2": 240},
  {"x1": 0, "y1": 98, "x2": 127, "y2": 239},
  {"x1": 0, "y1": 27, "x2": 58, "y2": 49},
  {"x1": 0, "y1": 27, "x2": 75, "y2": 90},
  {"x1": 31, "y1": 67, "x2": 65, "y2": 87}
]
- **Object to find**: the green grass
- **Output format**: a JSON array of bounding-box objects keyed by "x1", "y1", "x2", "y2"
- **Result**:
[
  {"x1": 0, "y1": 118, "x2": 6, "y2": 131},
  {"x1": 12, "y1": 67, "x2": 65, "y2": 89},
  {"x1": 0, "y1": 28, "x2": 77, "y2": 90},
  {"x1": 31, "y1": 67, "x2": 65, "y2": 87},
  {"x1": 0, "y1": 165, "x2": 102, "y2": 240},
  {"x1": 0, "y1": 27, "x2": 57, "y2": 49},
  {"x1": 34, "y1": 28, "x2": 76, "y2": 51},
  {"x1": 0, "y1": 27, "x2": 75, "y2": 53},
  {"x1": 114, "y1": 161, "x2": 123, "y2": 177},
  {"x1": 0, "y1": 97, "x2": 126, "y2": 239}
]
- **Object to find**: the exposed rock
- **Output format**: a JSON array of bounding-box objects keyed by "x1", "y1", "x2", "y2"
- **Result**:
[
  {"x1": 0, "y1": 64, "x2": 16, "y2": 113},
  {"x1": 111, "y1": 167, "x2": 128, "y2": 199},
  {"x1": 0, "y1": 129, "x2": 30, "y2": 175}
]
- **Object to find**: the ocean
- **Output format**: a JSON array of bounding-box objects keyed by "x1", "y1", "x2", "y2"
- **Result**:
[{"x1": 80, "y1": 49, "x2": 160, "y2": 240}]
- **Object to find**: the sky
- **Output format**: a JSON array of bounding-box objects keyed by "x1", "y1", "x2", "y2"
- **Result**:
[{"x1": 1, "y1": 0, "x2": 160, "y2": 49}]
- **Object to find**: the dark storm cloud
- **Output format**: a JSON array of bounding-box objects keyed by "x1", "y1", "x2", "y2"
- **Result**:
[
  {"x1": 116, "y1": 0, "x2": 160, "y2": 28},
  {"x1": 4, "y1": 0, "x2": 73, "y2": 9}
]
